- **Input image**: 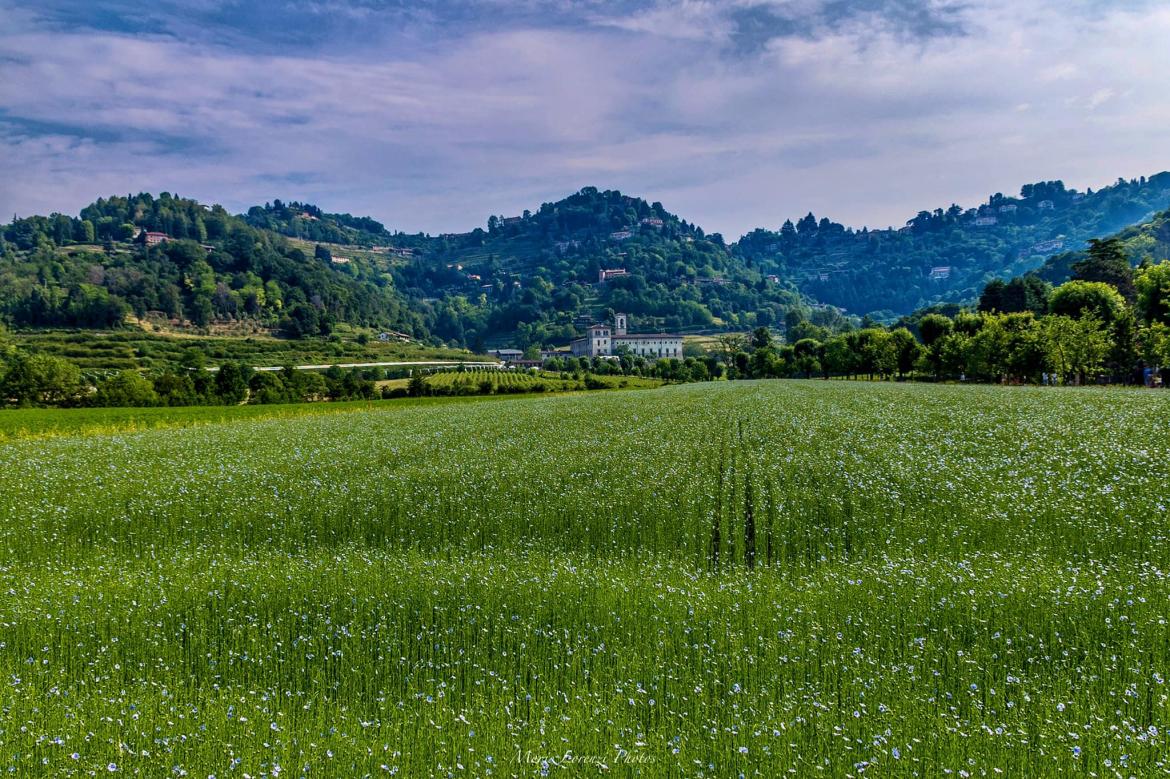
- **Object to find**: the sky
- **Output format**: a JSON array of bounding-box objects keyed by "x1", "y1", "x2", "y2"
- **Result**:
[{"x1": 1, "y1": 0, "x2": 1168, "y2": 238}]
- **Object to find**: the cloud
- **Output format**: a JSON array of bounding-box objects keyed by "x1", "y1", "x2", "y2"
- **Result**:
[{"x1": 0, "y1": 0, "x2": 1167, "y2": 237}]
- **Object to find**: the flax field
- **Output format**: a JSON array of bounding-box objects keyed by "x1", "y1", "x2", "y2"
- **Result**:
[{"x1": 1, "y1": 381, "x2": 1168, "y2": 777}]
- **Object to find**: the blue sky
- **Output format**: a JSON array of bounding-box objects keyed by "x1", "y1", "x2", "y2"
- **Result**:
[{"x1": 1, "y1": 0, "x2": 1167, "y2": 237}]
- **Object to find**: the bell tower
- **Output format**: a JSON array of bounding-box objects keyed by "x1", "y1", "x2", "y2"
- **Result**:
[{"x1": 614, "y1": 312, "x2": 627, "y2": 336}]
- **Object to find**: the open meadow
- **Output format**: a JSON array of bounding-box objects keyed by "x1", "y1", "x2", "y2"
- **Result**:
[{"x1": 1, "y1": 381, "x2": 1168, "y2": 776}]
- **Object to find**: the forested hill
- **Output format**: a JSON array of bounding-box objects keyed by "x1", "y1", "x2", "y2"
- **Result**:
[
  {"x1": 394, "y1": 187, "x2": 804, "y2": 348},
  {"x1": 0, "y1": 193, "x2": 424, "y2": 338},
  {"x1": 734, "y1": 173, "x2": 1170, "y2": 318},
  {"x1": 5, "y1": 175, "x2": 1169, "y2": 351},
  {"x1": 1035, "y1": 205, "x2": 1170, "y2": 285},
  {"x1": 242, "y1": 199, "x2": 425, "y2": 247}
]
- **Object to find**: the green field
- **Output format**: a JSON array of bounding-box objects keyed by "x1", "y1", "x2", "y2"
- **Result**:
[
  {"x1": 0, "y1": 396, "x2": 440, "y2": 442},
  {"x1": 1, "y1": 381, "x2": 1168, "y2": 776}
]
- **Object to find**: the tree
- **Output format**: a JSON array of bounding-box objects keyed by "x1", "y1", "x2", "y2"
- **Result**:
[
  {"x1": 215, "y1": 362, "x2": 252, "y2": 404},
  {"x1": 152, "y1": 372, "x2": 199, "y2": 406},
  {"x1": 861, "y1": 330, "x2": 897, "y2": 379},
  {"x1": 822, "y1": 335, "x2": 856, "y2": 378},
  {"x1": 750, "y1": 326, "x2": 773, "y2": 351},
  {"x1": 889, "y1": 327, "x2": 922, "y2": 378},
  {"x1": 716, "y1": 333, "x2": 747, "y2": 364},
  {"x1": 281, "y1": 303, "x2": 323, "y2": 338},
  {"x1": 95, "y1": 370, "x2": 159, "y2": 407},
  {"x1": 407, "y1": 373, "x2": 429, "y2": 397},
  {"x1": 1073, "y1": 238, "x2": 1135, "y2": 302},
  {"x1": 918, "y1": 314, "x2": 953, "y2": 347},
  {"x1": 249, "y1": 371, "x2": 288, "y2": 404},
  {"x1": 750, "y1": 347, "x2": 778, "y2": 378},
  {"x1": 1043, "y1": 315, "x2": 1111, "y2": 385},
  {"x1": 792, "y1": 338, "x2": 821, "y2": 378},
  {"x1": 1136, "y1": 261, "x2": 1170, "y2": 325},
  {"x1": 0, "y1": 351, "x2": 84, "y2": 407},
  {"x1": 1049, "y1": 281, "x2": 1126, "y2": 326}
]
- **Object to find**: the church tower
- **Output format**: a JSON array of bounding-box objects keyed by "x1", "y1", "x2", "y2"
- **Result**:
[{"x1": 614, "y1": 312, "x2": 628, "y2": 337}]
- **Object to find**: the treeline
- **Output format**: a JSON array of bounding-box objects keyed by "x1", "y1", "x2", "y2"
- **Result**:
[
  {"x1": 0, "y1": 193, "x2": 424, "y2": 337},
  {"x1": 0, "y1": 346, "x2": 391, "y2": 408},
  {"x1": 707, "y1": 240, "x2": 1169, "y2": 386}
]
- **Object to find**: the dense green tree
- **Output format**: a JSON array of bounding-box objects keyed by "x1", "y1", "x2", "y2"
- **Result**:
[
  {"x1": 0, "y1": 350, "x2": 84, "y2": 406},
  {"x1": 95, "y1": 370, "x2": 159, "y2": 407},
  {"x1": 1072, "y1": 238, "x2": 1136, "y2": 302},
  {"x1": 215, "y1": 362, "x2": 253, "y2": 404},
  {"x1": 152, "y1": 372, "x2": 200, "y2": 406},
  {"x1": 1049, "y1": 281, "x2": 1126, "y2": 326},
  {"x1": 1043, "y1": 315, "x2": 1112, "y2": 385},
  {"x1": 1136, "y1": 261, "x2": 1170, "y2": 325},
  {"x1": 890, "y1": 327, "x2": 922, "y2": 378}
]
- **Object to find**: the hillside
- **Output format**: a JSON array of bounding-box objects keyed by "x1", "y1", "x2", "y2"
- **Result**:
[
  {"x1": 0, "y1": 193, "x2": 425, "y2": 339},
  {"x1": 394, "y1": 187, "x2": 804, "y2": 348},
  {"x1": 1034, "y1": 204, "x2": 1170, "y2": 285},
  {"x1": 242, "y1": 199, "x2": 429, "y2": 250},
  {"x1": 734, "y1": 173, "x2": 1170, "y2": 317},
  {"x1": 5, "y1": 175, "x2": 1169, "y2": 351}
]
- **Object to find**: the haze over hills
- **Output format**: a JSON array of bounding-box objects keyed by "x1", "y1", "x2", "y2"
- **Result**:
[{"x1": 2, "y1": 172, "x2": 1169, "y2": 350}]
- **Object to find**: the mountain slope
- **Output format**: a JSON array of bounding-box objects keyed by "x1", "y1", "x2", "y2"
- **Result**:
[
  {"x1": 1035, "y1": 205, "x2": 1170, "y2": 285},
  {"x1": 733, "y1": 173, "x2": 1170, "y2": 317},
  {"x1": 393, "y1": 187, "x2": 804, "y2": 347},
  {"x1": 0, "y1": 193, "x2": 425, "y2": 337}
]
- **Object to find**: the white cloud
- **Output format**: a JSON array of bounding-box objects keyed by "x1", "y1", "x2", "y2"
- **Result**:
[{"x1": 0, "y1": 0, "x2": 1168, "y2": 237}]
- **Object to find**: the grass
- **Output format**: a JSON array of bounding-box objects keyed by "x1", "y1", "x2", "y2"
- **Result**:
[{"x1": 0, "y1": 381, "x2": 1167, "y2": 776}]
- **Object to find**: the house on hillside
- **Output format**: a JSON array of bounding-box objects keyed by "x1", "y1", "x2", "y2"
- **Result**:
[
  {"x1": 1038, "y1": 200, "x2": 1056, "y2": 210},
  {"x1": 141, "y1": 231, "x2": 170, "y2": 246},
  {"x1": 570, "y1": 313, "x2": 682, "y2": 361},
  {"x1": 609, "y1": 230, "x2": 633, "y2": 241},
  {"x1": 974, "y1": 216, "x2": 998, "y2": 227},
  {"x1": 598, "y1": 268, "x2": 628, "y2": 283},
  {"x1": 640, "y1": 217, "x2": 664, "y2": 228},
  {"x1": 929, "y1": 266, "x2": 952, "y2": 280}
]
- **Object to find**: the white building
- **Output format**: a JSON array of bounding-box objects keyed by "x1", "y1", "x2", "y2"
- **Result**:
[{"x1": 570, "y1": 313, "x2": 683, "y2": 361}]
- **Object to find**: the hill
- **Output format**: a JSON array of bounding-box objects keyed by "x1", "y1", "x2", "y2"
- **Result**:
[
  {"x1": 0, "y1": 192, "x2": 425, "y2": 340},
  {"x1": 242, "y1": 199, "x2": 428, "y2": 249},
  {"x1": 393, "y1": 187, "x2": 805, "y2": 348},
  {"x1": 5, "y1": 175, "x2": 1169, "y2": 351},
  {"x1": 1034, "y1": 204, "x2": 1170, "y2": 285},
  {"x1": 733, "y1": 173, "x2": 1170, "y2": 317}
]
